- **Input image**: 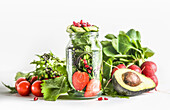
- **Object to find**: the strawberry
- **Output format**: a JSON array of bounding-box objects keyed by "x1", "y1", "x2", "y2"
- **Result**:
[
  {"x1": 84, "y1": 79, "x2": 101, "y2": 97},
  {"x1": 72, "y1": 71, "x2": 89, "y2": 91}
]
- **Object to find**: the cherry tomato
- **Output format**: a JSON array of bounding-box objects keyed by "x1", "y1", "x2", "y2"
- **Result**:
[
  {"x1": 17, "y1": 81, "x2": 31, "y2": 96},
  {"x1": 15, "y1": 77, "x2": 27, "y2": 89},
  {"x1": 31, "y1": 80, "x2": 43, "y2": 97},
  {"x1": 30, "y1": 76, "x2": 38, "y2": 84}
]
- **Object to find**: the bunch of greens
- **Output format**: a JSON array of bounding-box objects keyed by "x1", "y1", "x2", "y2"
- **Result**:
[
  {"x1": 3, "y1": 52, "x2": 70, "y2": 101},
  {"x1": 101, "y1": 29, "x2": 154, "y2": 97}
]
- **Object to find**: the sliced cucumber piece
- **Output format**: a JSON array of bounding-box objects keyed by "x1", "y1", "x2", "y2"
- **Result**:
[
  {"x1": 66, "y1": 25, "x2": 74, "y2": 33},
  {"x1": 84, "y1": 26, "x2": 98, "y2": 32},
  {"x1": 71, "y1": 25, "x2": 86, "y2": 33}
]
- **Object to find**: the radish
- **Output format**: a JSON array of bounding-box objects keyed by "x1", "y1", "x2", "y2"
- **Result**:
[
  {"x1": 147, "y1": 75, "x2": 158, "y2": 90},
  {"x1": 111, "y1": 64, "x2": 126, "y2": 77},
  {"x1": 141, "y1": 61, "x2": 157, "y2": 77},
  {"x1": 128, "y1": 65, "x2": 142, "y2": 73}
]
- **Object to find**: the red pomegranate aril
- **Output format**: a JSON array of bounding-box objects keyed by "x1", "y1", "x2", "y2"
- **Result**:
[
  {"x1": 85, "y1": 65, "x2": 89, "y2": 68},
  {"x1": 80, "y1": 20, "x2": 83, "y2": 24},
  {"x1": 88, "y1": 70, "x2": 91, "y2": 73},
  {"x1": 77, "y1": 22, "x2": 81, "y2": 27},
  {"x1": 104, "y1": 97, "x2": 108, "y2": 100},
  {"x1": 34, "y1": 97, "x2": 38, "y2": 101},
  {"x1": 84, "y1": 60, "x2": 87, "y2": 65},
  {"x1": 73, "y1": 21, "x2": 76, "y2": 26},
  {"x1": 98, "y1": 97, "x2": 103, "y2": 101},
  {"x1": 89, "y1": 66, "x2": 92, "y2": 70}
]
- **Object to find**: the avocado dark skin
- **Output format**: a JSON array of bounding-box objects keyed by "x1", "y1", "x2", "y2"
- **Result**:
[{"x1": 112, "y1": 69, "x2": 156, "y2": 96}]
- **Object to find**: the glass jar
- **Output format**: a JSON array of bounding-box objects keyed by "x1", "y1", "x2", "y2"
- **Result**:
[{"x1": 66, "y1": 32, "x2": 102, "y2": 98}]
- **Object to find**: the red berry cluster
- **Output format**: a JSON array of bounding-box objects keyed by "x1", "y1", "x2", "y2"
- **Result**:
[
  {"x1": 73, "y1": 20, "x2": 91, "y2": 27},
  {"x1": 83, "y1": 59, "x2": 93, "y2": 74}
]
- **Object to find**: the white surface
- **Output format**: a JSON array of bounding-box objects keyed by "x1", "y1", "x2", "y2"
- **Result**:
[{"x1": 0, "y1": 0, "x2": 170, "y2": 109}]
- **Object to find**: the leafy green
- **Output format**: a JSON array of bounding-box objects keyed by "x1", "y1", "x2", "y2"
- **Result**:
[
  {"x1": 118, "y1": 34, "x2": 134, "y2": 54},
  {"x1": 101, "y1": 29, "x2": 155, "y2": 98},
  {"x1": 143, "y1": 47, "x2": 155, "y2": 59},
  {"x1": 15, "y1": 72, "x2": 30, "y2": 81},
  {"x1": 41, "y1": 76, "x2": 70, "y2": 101},
  {"x1": 105, "y1": 34, "x2": 116, "y2": 40},
  {"x1": 2, "y1": 82, "x2": 17, "y2": 93}
]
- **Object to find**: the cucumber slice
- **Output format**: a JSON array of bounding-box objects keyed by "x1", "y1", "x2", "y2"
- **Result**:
[
  {"x1": 66, "y1": 25, "x2": 74, "y2": 33},
  {"x1": 84, "y1": 26, "x2": 98, "y2": 32},
  {"x1": 71, "y1": 25, "x2": 86, "y2": 33}
]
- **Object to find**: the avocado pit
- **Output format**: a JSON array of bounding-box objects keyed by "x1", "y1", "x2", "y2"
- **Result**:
[{"x1": 122, "y1": 72, "x2": 141, "y2": 87}]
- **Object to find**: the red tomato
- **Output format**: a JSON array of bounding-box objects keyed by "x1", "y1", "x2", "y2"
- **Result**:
[
  {"x1": 15, "y1": 77, "x2": 27, "y2": 89},
  {"x1": 17, "y1": 81, "x2": 31, "y2": 96},
  {"x1": 31, "y1": 80, "x2": 43, "y2": 97},
  {"x1": 30, "y1": 76, "x2": 38, "y2": 84}
]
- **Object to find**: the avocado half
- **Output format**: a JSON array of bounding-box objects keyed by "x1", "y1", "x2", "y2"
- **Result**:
[{"x1": 112, "y1": 69, "x2": 156, "y2": 96}]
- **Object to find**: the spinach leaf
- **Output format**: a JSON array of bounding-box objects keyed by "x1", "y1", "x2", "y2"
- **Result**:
[
  {"x1": 103, "y1": 46, "x2": 117, "y2": 57},
  {"x1": 143, "y1": 47, "x2": 154, "y2": 59},
  {"x1": 126, "y1": 29, "x2": 141, "y2": 41},
  {"x1": 112, "y1": 38, "x2": 118, "y2": 52},
  {"x1": 105, "y1": 34, "x2": 116, "y2": 40},
  {"x1": 117, "y1": 34, "x2": 134, "y2": 54}
]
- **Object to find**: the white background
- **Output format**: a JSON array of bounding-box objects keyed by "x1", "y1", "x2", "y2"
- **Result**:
[{"x1": 0, "y1": 0, "x2": 170, "y2": 110}]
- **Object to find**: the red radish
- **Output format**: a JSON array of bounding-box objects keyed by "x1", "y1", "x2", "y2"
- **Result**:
[
  {"x1": 17, "y1": 81, "x2": 31, "y2": 96},
  {"x1": 111, "y1": 64, "x2": 126, "y2": 77},
  {"x1": 141, "y1": 61, "x2": 157, "y2": 77},
  {"x1": 128, "y1": 65, "x2": 142, "y2": 73},
  {"x1": 72, "y1": 71, "x2": 89, "y2": 91},
  {"x1": 148, "y1": 75, "x2": 158, "y2": 90},
  {"x1": 84, "y1": 79, "x2": 101, "y2": 97},
  {"x1": 15, "y1": 77, "x2": 27, "y2": 89}
]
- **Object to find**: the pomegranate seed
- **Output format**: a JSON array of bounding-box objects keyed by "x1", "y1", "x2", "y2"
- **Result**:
[
  {"x1": 83, "y1": 23, "x2": 87, "y2": 27},
  {"x1": 98, "y1": 97, "x2": 103, "y2": 101},
  {"x1": 104, "y1": 97, "x2": 108, "y2": 100},
  {"x1": 80, "y1": 20, "x2": 83, "y2": 24},
  {"x1": 87, "y1": 24, "x2": 91, "y2": 27},
  {"x1": 34, "y1": 97, "x2": 38, "y2": 101},
  {"x1": 83, "y1": 59, "x2": 86, "y2": 62},
  {"x1": 84, "y1": 60, "x2": 87, "y2": 65},
  {"x1": 77, "y1": 22, "x2": 81, "y2": 27},
  {"x1": 73, "y1": 21, "x2": 76, "y2": 26},
  {"x1": 89, "y1": 66, "x2": 92, "y2": 70},
  {"x1": 88, "y1": 70, "x2": 91, "y2": 73},
  {"x1": 85, "y1": 65, "x2": 89, "y2": 68}
]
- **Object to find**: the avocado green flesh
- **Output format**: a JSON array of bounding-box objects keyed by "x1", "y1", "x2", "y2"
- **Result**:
[
  {"x1": 112, "y1": 69, "x2": 156, "y2": 96},
  {"x1": 66, "y1": 25, "x2": 99, "y2": 33}
]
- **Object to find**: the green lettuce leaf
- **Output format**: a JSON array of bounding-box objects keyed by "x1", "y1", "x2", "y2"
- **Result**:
[{"x1": 41, "y1": 76, "x2": 70, "y2": 101}]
